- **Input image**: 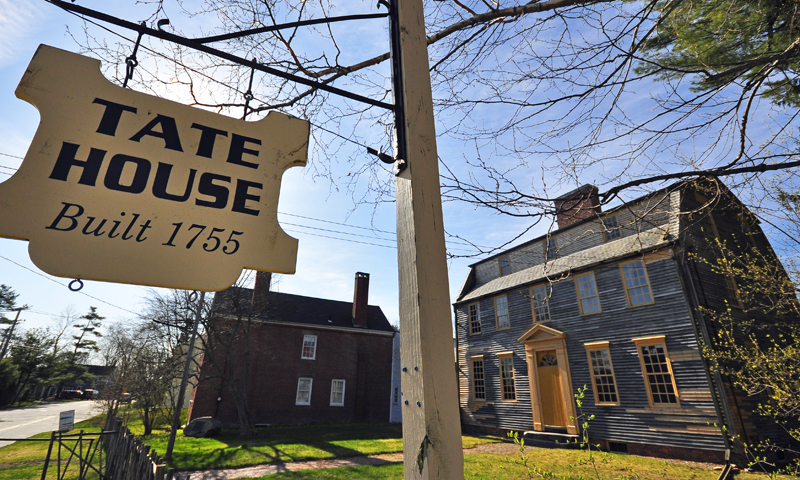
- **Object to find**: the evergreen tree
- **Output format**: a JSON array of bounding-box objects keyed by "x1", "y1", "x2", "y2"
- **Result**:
[
  {"x1": 637, "y1": 0, "x2": 800, "y2": 107},
  {"x1": 71, "y1": 307, "x2": 104, "y2": 364}
]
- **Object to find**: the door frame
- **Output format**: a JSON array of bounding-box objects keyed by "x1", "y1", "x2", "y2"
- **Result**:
[{"x1": 519, "y1": 324, "x2": 578, "y2": 434}]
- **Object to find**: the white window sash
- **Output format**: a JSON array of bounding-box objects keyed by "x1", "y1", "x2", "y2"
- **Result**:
[
  {"x1": 296, "y1": 378, "x2": 313, "y2": 405},
  {"x1": 301, "y1": 335, "x2": 317, "y2": 360},
  {"x1": 330, "y1": 379, "x2": 346, "y2": 406}
]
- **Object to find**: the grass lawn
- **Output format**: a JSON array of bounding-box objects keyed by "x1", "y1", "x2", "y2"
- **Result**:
[
  {"x1": 0, "y1": 408, "x2": 789, "y2": 480},
  {"x1": 0, "y1": 408, "x2": 500, "y2": 476},
  {"x1": 144, "y1": 422, "x2": 500, "y2": 470},
  {"x1": 259, "y1": 451, "x2": 789, "y2": 480}
]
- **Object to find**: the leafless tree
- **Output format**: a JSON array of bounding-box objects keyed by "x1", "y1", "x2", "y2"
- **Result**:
[
  {"x1": 101, "y1": 321, "x2": 184, "y2": 434},
  {"x1": 139, "y1": 272, "x2": 272, "y2": 436},
  {"x1": 61, "y1": 0, "x2": 798, "y2": 255}
]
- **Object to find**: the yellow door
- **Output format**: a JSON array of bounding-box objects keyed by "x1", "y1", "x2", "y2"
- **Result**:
[{"x1": 537, "y1": 350, "x2": 567, "y2": 428}]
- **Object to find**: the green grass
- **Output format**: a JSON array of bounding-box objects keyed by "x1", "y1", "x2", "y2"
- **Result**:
[
  {"x1": 1, "y1": 408, "x2": 787, "y2": 480},
  {"x1": 144, "y1": 421, "x2": 499, "y2": 470},
  {"x1": 257, "y1": 451, "x2": 790, "y2": 480}
]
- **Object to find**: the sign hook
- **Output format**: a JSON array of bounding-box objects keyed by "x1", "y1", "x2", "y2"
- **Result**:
[
  {"x1": 242, "y1": 58, "x2": 257, "y2": 120},
  {"x1": 123, "y1": 21, "x2": 147, "y2": 88},
  {"x1": 68, "y1": 279, "x2": 84, "y2": 292}
]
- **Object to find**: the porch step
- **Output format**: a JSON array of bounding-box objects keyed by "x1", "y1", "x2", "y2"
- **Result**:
[{"x1": 522, "y1": 430, "x2": 580, "y2": 449}]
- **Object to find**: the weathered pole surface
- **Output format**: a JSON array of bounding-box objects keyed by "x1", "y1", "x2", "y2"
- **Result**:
[{"x1": 393, "y1": 0, "x2": 465, "y2": 478}]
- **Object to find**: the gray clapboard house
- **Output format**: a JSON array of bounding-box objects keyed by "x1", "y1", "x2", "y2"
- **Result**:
[{"x1": 454, "y1": 180, "x2": 790, "y2": 462}]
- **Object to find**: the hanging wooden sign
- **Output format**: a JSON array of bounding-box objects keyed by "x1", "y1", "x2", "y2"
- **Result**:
[{"x1": 0, "y1": 45, "x2": 309, "y2": 291}]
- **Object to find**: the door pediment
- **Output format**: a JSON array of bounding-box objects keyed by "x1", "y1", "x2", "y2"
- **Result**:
[{"x1": 519, "y1": 323, "x2": 566, "y2": 343}]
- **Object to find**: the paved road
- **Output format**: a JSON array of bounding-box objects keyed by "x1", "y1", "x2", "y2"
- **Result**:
[{"x1": 0, "y1": 400, "x2": 101, "y2": 447}]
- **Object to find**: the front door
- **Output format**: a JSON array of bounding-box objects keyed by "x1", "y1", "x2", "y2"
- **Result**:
[{"x1": 536, "y1": 350, "x2": 567, "y2": 428}]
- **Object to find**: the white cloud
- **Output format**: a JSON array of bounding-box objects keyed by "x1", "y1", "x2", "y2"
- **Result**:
[{"x1": 0, "y1": 0, "x2": 48, "y2": 68}]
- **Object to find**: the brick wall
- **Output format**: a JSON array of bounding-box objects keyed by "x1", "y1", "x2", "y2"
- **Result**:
[{"x1": 190, "y1": 318, "x2": 393, "y2": 426}]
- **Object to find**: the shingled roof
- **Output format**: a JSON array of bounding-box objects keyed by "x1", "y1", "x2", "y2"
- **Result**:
[{"x1": 211, "y1": 286, "x2": 395, "y2": 333}]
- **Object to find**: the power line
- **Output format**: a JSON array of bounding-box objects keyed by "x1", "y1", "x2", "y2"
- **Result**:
[
  {"x1": 282, "y1": 221, "x2": 395, "y2": 242},
  {"x1": 0, "y1": 152, "x2": 23, "y2": 160},
  {"x1": 283, "y1": 228, "x2": 395, "y2": 249},
  {"x1": 0, "y1": 160, "x2": 484, "y2": 252},
  {"x1": 0, "y1": 254, "x2": 139, "y2": 316},
  {"x1": 279, "y1": 211, "x2": 395, "y2": 235}
]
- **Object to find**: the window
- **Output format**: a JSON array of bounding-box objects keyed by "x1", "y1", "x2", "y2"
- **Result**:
[
  {"x1": 498, "y1": 353, "x2": 516, "y2": 401},
  {"x1": 330, "y1": 379, "x2": 346, "y2": 406},
  {"x1": 393, "y1": 387, "x2": 399, "y2": 405},
  {"x1": 498, "y1": 255, "x2": 511, "y2": 276},
  {"x1": 301, "y1": 335, "x2": 317, "y2": 359},
  {"x1": 471, "y1": 356, "x2": 486, "y2": 401},
  {"x1": 543, "y1": 237, "x2": 558, "y2": 260},
  {"x1": 603, "y1": 216, "x2": 621, "y2": 241},
  {"x1": 720, "y1": 258, "x2": 744, "y2": 307},
  {"x1": 741, "y1": 216, "x2": 760, "y2": 250},
  {"x1": 584, "y1": 342, "x2": 620, "y2": 405},
  {"x1": 575, "y1": 272, "x2": 601, "y2": 315},
  {"x1": 295, "y1": 377, "x2": 313, "y2": 405},
  {"x1": 529, "y1": 284, "x2": 551, "y2": 323},
  {"x1": 620, "y1": 260, "x2": 654, "y2": 306},
  {"x1": 633, "y1": 336, "x2": 679, "y2": 407},
  {"x1": 468, "y1": 303, "x2": 482, "y2": 335},
  {"x1": 494, "y1": 295, "x2": 510, "y2": 330}
]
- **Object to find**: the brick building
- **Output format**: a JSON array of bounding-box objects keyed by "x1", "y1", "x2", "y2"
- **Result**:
[{"x1": 189, "y1": 272, "x2": 395, "y2": 426}]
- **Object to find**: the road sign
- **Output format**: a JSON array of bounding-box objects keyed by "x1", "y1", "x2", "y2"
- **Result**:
[
  {"x1": 59, "y1": 410, "x2": 74, "y2": 433},
  {"x1": 0, "y1": 45, "x2": 309, "y2": 291}
]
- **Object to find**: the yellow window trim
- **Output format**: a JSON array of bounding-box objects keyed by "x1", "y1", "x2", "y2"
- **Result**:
[
  {"x1": 619, "y1": 259, "x2": 655, "y2": 308},
  {"x1": 498, "y1": 255, "x2": 511, "y2": 276},
  {"x1": 471, "y1": 357, "x2": 486, "y2": 402},
  {"x1": 529, "y1": 284, "x2": 551, "y2": 323},
  {"x1": 498, "y1": 355, "x2": 517, "y2": 403},
  {"x1": 583, "y1": 341, "x2": 620, "y2": 406},
  {"x1": 632, "y1": 336, "x2": 681, "y2": 408},
  {"x1": 494, "y1": 295, "x2": 510, "y2": 330},
  {"x1": 468, "y1": 302, "x2": 482, "y2": 336},
  {"x1": 574, "y1": 271, "x2": 602, "y2": 315}
]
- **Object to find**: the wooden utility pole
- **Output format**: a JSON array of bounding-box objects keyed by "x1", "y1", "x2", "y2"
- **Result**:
[{"x1": 393, "y1": 0, "x2": 465, "y2": 478}]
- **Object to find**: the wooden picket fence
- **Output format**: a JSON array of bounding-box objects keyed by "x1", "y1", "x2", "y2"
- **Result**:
[
  {"x1": 39, "y1": 416, "x2": 166, "y2": 480},
  {"x1": 102, "y1": 416, "x2": 167, "y2": 480}
]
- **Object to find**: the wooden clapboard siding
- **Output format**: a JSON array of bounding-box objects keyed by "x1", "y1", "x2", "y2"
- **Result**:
[
  {"x1": 457, "y1": 251, "x2": 726, "y2": 450},
  {"x1": 471, "y1": 192, "x2": 674, "y2": 288},
  {"x1": 457, "y1": 181, "x2": 800, "y2": 457}
]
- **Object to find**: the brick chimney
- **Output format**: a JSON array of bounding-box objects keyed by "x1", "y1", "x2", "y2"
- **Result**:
[
  {"x1": 251, "y1": 271, "x2": 272, "y2": 314},
  {"x1": 553, "y1": 184, "x2": 601, "y2": 229},
  {"x1": 352, "y1": 272, "x2": 370, "y2": 327}
]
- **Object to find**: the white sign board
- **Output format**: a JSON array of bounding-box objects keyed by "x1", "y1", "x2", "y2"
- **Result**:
[
  {"x1": 0, "y1": 45, "x2": 309, "y2": 291},
  {"x1": 59, "y1": 410, "x2": 75, "y2": 433}
]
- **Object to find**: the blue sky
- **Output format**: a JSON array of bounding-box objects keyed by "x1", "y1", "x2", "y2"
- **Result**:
[
  {"x1": 2, "y1": 0, "x2": 796, "y2": 335},
  {"x1": 0, "y1": 0, "x2": 539, "y2": 333}
]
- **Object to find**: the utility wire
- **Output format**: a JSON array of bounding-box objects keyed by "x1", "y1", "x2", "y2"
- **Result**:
[
  {"x1": 283, "y1": 228, "x2": 394, "y2": 249},
  {"x1": 0, "y1": 152, "x2": 23, "y2": 160},
  {"x1": 281, "y1": 221, "x2": 394, "y2": 242},
  {"x1": 0, "y1": 160, "x2": 484, "y2": 251},
  {"x1": 0, "y1": 254, "x2": 139, "y2": 316},
  {"x1": 279, "y1": 211, "x2": 395, "y2": 235}
]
